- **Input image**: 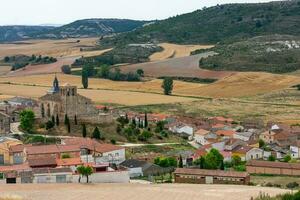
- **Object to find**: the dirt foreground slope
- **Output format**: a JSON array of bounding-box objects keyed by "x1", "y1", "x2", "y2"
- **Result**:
[{"x1": 0, "y1": 184, "x2": 287, "y2": 200}]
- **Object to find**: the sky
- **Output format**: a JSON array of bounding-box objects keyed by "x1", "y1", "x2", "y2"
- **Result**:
[{"x1": 0, "y1": 0, "x2": 281, "y2": 25}]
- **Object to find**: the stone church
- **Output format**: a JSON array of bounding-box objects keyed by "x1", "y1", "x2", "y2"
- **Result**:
[{"x1": 38, "y1": 76, "x2": 112, "y2": 124}]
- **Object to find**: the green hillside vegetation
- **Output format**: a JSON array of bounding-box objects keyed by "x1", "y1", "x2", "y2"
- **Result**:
[
  {"x1": 0, "y1": 26, "x2": 54, "y2": 42},
  {"x1": 1, "y1": 54, "x2": 57, "y2": 71},
  {"x1": 73, "y1": 44, "x2": 163, "y2": 67},
  {"x1": 33, "y1": 19, "x2": 149, "y2": 39},
  {"x1": 100, "y1": 0, "x2": 300, "y2": 48},
  {"x1": 199, "y1": 35, "x2": 300, "y2": 73}
]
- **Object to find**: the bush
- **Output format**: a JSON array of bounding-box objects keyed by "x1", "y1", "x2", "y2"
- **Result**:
[
  {"x1": 61, "y1": 154, "x2": 71, "y2": 159},
  {"x1": 61, "y1": 65, "x2": 71, "y2": 74},
  {"x1": 110, "y1": 139, "x2": 116, "y2": 144},
  {"x1": 45, "y1": 120, "x2": 55, "y2": 130},
  {"x1": 286, "y1": 182, "x2": 299, "y2": 190}
]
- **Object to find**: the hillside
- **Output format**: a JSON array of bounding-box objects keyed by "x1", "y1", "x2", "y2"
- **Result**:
[
  {"x1": 0, "y1": 19, "x2": 148, "y2": 42},
  {"x1": 100, "y1": 0, "x2": 300, "y2": 47},
  {"x1": 199, "y1": 35, "x2": 300, "y2": 73},
  {"x1": 0, "y1": 26, "x2": 54, "y2": 42},
  {"x1": 33, "y1": 19, "x2": 148, "y2": 39}
]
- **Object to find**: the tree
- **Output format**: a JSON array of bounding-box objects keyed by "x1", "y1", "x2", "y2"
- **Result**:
[
  {"x1": 204, "y1": 148, "x2": 224, "y2": 169},
  {"x1": 286, "y1": 182, "x2": 299, "y2": 191},
  {"x1": 19, "y1": 109, "x2": 35, "y2": 132},
  {"x1": 56, "y1": 114, "x2": 60, "y2": 126},
  {"x1": 67, "y1": 123, "x2": 71, "y2": 133},
  {"x1": 4, "y1": 56, "x2": 9, "y2": 63},
  {"x1": 161, "y1": 77, "x2": 173, "y2": 95},
  {"x1": 61, "y1": 65, "x2": 71, "y2": 74},
  {"x1": 231, "y1": 155, "x2": 242, "y2": 166},
  {"x1": 77, "y1": 166, "x2": 93, "y2": 183},
  {"x1": 178, "y1": 155, "x2": 183, "y2": 168},
  {"x1": 144, "y1": 112, "x2": 148, "y2": 128},
  {"x1": 41, "y1": 104, "x2": 45, "y2": 118},
  {"x1": 74, "y1": 115, "x2": 78, "y2": 125},
  {"x1": 51, "y1": 115, "x2": 55, "y2": 124},
  {"x1": 64, "y1": 114, "x2": 69, "y2": 125},
  {"x1": 136, "y1": 69, "x2": 144, "y2": 77},
  {"x1": 268, "y1": 155, "x2": 276, "y2": 161},
  {"x1": 259, "y1": 139, "x2": 265, "y2": 148},
  {"x1": 45, "y1": 120, "x2": 55, "y2": 130},
  {"x1": 82, "y1": 124, "x2": 87, "y2": 138},
  {"x1": 82, "y1": 68, "x2": 89, "y2": 89},
  {"x1": 284, "y1": 154, "x2": 292, "y2": 163},
  {"x1": 92, "y1": 127, "x2": 101, "y2": 139}
]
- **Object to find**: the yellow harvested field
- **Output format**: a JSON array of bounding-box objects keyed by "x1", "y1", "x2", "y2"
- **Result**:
[
  {"x1": 0, "y1": 72, "x2": 297, "y2": 99},
  {"x1": 0, "y1": 38, "x2": 111, "y2": 59},
  {"x1": 0, "y1": 83, "x2": 193, "y2": 106},
  {"x1": 0, "y1": 183, "x2": 287, "y2": 200},
  {"x1": 180, "y1": 72, "x2": 300, "y2": 98},
  {"x1": 150, "y1": 43, "x2": 213, "y2": 61},
  {"x1": 0, "y1": 74, "x2": 204, "y2": 95},
  {"x1": 0, "y1": 66, "x2": 11, "y2": 76}
]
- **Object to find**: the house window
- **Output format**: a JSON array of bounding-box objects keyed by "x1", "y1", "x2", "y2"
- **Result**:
[{"x1": 115, "y1": 153, "x2": 119, "y2": 157}]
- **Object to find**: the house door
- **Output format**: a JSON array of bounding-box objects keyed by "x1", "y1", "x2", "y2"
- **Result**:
[
  {"x1": 0, "y1": 155, "x2": 4, "y2": 165},
  {"x1": 6, "y1": 178, "x2": 16, "y2": 184},
  {"x1": 205, "y1": 176, "x2": 213, "y2": 184}
]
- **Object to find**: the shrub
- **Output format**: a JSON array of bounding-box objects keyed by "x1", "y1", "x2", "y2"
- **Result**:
[
  {"x1": 45, "y1": 120, "x2": 55, "y2": 130},
  {"x1": 62, "y1": 154, "x2": 71, "y2": 159},
  {"x1": 61, "y1": 65, "x2": 71, "y2": 74}
]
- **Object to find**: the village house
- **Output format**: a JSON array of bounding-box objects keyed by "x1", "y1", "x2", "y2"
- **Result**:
[
  {"x1": 120, "y1": 159, "x2": 166, "y2": 178},
  {"x1": 215, "y1": 130, "x2": 236, "y2": 139},
  {"x1": 0, "y1": 112, "x2": 10, "y2": 135},
  {"x1": 0, "y1": 137, "x2": 22, "y2": 165},
  {"x1": 208, "y1": 117, "x2": 234, "y2": 125},
  {"x1": 234, "y1": 131, "x2": 255, "y2": 142},
  {"x1": 174, "y1": 168, "x2": 250, "y2": 185},
  {"x1": 38, "y1": 76, "x2": 113, "y2": 124},
  {"x1": 260, "y1": 124, "x2": 297, "y2": 148},
  {"x1": 224, "y1": 138, "x2": 247, "y2": 151},
  {"x1": 167, "y1": 123, "x2": 194, "y2": 140},
  {"x1": 247, "y1": 160, "x2": 300, "y2": 176},
  {"x1": 232, "y1": 146, "x2": 263, "y2": 161},
  {"x1": 194, "y1": 129, "x2": 215, "y2": 145},
  {"x1": 290, "y1": 141, "x2": 300, "y2": 159}
]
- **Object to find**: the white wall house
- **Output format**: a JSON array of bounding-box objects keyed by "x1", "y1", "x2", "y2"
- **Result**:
[
  {"x1": 290, "y1": 145, "x2": 300, "y2": 159},
  {"x1": 245, "y1": 148, "x2": 264, "y2": 161},
  {"x1": 169, "y1": 125, "x2": 194, "y2": 138},
  {"x1": 81, "y1": 148, "x2": 126, "y2": 165},
  {"x1": 194, "y1": 129, "x2": 210, "y2": 145}
]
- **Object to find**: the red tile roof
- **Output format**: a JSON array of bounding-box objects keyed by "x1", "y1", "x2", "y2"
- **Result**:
[
  {"x1": 0, "y1": 163, "x2": 30, "y2": 172},
  {"x1": 56, "y1": 157, "x2": 82, "y2": 167},
  {"x1": 28, "y1": 156, "x2": 57, "y2": 167},
  {"x1": 193, "y1": 148, "x2": 207, "y2": 159},
  {"x1": 216, "y1": 130, "x2": 235, "y2": 137},
  {"x1": 195, "y1": 129, "x2": 210, "y2": 136},
  {"x1": 233, "y1": 146, "x2": 253, "y2": 154}
]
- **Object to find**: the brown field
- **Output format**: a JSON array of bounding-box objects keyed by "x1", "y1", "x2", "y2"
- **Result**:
[
  {"x1": 0, "y1": 38, "x2": 110, "y2": 58},
  {"x1": 121, "y1": 52, "x2": 234, "y2": 79},
  {"x1": 150, "y1": 43, "x2": 214, "y2": 61},
  {"x1": 0, "y1": 83, "x2": 193, "y2": 106},
  {"x1": 0, "y1": 183, "x2": 287, "y2": 200}
]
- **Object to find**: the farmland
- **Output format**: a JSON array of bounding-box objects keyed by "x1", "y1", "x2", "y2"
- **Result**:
[
  {"x1": 0, "y1": 183, "x2": 287, "y2": 200},
  {"x1": 149, "y1": 43, "x2": 214, "y2": 61},
  {"x1": 120, "y1": 52, "x2": 233, "y2": 79}
]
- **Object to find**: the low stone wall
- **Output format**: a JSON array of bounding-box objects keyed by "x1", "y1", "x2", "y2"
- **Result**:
[{"x1": 73, "y1": 170, "x2": 130, "y2": 183}]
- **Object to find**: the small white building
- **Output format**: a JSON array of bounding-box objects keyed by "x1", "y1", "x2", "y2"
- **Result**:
[
  {"x1": 194, "y1": 129, "x2": 211, "y2": 145},
  {"x1": 169, "y1": 124, "x2": 194, "y2": 140},
  {"x1": 33, "y1": 168, "x2": 73, "y2": 184}
]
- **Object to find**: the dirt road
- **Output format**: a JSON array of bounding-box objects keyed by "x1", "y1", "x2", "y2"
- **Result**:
[{"x1": 0, "y1": 183, "x2": 286, "y2": 200}]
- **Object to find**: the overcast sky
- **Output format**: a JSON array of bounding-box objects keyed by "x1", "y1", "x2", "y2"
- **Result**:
[{"x1": 0, "y1": 0, "x2": 281, "y2": 25}]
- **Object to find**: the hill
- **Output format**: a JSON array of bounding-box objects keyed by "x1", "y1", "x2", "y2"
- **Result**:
[
  {"x1": 0, "y1": 26, "x2": 54, "y2": 42},
  {"x1": 33, "y1": 19, "x2": 149, "y2": 39},
  {"x1": 0, "y1": 19, "x2": 148, "y2": 42},
  {"x1": 199, "y1": 35, "x2": 300, "y2": 73},
  {"x1": 100, "y1": 0, "x2": 300, "y2": 47}
]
